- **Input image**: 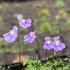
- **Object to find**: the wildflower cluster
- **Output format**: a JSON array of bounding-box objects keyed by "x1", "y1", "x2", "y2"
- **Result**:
[
  {"x1": 3, "y1": 14, "x2": 65, "y2": 52},
  {"x1": 43, "y1": 36, "x2": 65, "y2": 51},
  {"x1": 3, "y1": 14, "x2": 36, "y2": 44}
]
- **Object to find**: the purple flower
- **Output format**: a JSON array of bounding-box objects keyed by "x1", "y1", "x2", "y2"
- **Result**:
[
  {"x1": 24, "y1": 31, "x2": 36, "y2": 43},
  {"x1": 52, "y1": 36, "x2": 65, "y2": 51},
  {"x1": 3, "y1": 26, "x2": 18, "y2": 43},
  {"x1": 43, "y1": 37, "x2": 53, "y2": 50},
  {"x1": 17, "y1": 14, "x2": 32, "y2": 28}
]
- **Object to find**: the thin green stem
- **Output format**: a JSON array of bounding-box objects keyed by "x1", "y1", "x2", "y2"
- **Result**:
[
  {"x1": 36, "y1": 38, "x2": 40, "y2": 70},
  {"x1": 17, "y1": 26, "x2": 21, "y2": 70},
  {"x1": 31, "y1": 21, "x2": 40, "y2": 70},
  {"x1": 54, "y1": 50, "x2": 56, "y2": 56},
  {"x1": 45, "y1": 49, "x2": 47, "y2": 60},
  {"x1": 51, "y1": 63, "x2": 53, "y2": 70},
  {"x1": 51, "y1": 49, "x2": 54, "y2": 70}
]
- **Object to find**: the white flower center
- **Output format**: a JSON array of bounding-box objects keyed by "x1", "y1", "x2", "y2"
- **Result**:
[
  {"x1": 10, "y1": 30, "x2": 15, "y2": 35},
  {"x1": 22, "y1": 19, "x2": 25, "y2": 23},
  {"x1": 47, "y1": 41, "x2": 50, "y2": 44},
  {"x1": 30, "y1": 32, "x2": 34, "y2": 36},
  {"x1": 55, "y1": 40, "x2": 59, "y2": 45}
]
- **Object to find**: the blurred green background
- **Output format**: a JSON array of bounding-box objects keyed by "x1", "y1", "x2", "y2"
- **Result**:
[{"x1": 0, "y1": 0, "x2": 70, "y2": 65}]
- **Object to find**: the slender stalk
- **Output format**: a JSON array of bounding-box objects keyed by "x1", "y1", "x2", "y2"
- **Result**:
[
  {"x1": 53, "y1": 50, "x2": 56, "y2": 56},
  {"x1": 51, "y1": 0, "x2": 56, "y2": 69},
  {"x1": 17, "y1": 26, "x2": 21, "y2": 70},
  {"x1": 69, "y1": 59, "x2": 70, "y2": 63},
  {"x1": 51, "y1": 62, "x2": 53, "y2": 70},
  {"x1": 45, "y1": 50, "x2": 46, "y2": 60},
  {"x1": 18, "y1": 40, "x2": 21, "y2": 63},
  {"x1": 0, "y1": 66, "x2": 2, "y2": 70},
  {"x1": 51, "y1": 49, "x2": 54, "y2": 70},
  {"x1": 31, "y1": 21, "x2": 40, "y2": 70},
  {"x1": 35, "y1": 35, "x2": 40, "y2": 70}
]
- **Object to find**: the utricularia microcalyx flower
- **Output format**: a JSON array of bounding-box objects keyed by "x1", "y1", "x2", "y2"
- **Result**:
[
  {"x1": 3, "y1": 14, "x2": 36, "y2": 43},
  {"x1": 3, "y1": 14, "x2": 65, "y2": 52},
  {"x1": 24, "y1": 31, "x2": 36, "y2": 43},
  {"x1": 3, "y1": 26, "x2": 18, "y2": 43},
  {"x1": 17, "y1": 14, "x2": 32, "y2": 28},
  {"x1": 43, "y1": 36, "x2": 65, "y2": 51},
  {"x1": 52, "y1": 36, "x2": 65, "y2": 51},
  {"x1": 43, "y1": 37, "x2": 53, "y2": 50}
]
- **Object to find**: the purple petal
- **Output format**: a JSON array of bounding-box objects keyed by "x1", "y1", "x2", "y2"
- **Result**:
[
  {"x1": 3, "y1": 26, "x2": 18, "y2": 43},
  {"x1": 59, "y1": 43, "x2": 65, "y2": 49},
  {"x1": 13, "y1": 26, "x2": 18, "y2": 32},
  {"x1": 27, "y1": 19, "x2": 32, "y2": 24},
  {"x1": 3, "y1": 33, "x2": 11, "y2": 42},
  {"x1": 24, "y1": 35, "x2": 33, "y2": 43},
  {"x1": 24, "y1": 31, "x2": 36, "y2": 43},
  {"x1": 43, "y1": 44, "x2": 47, "y2": 49},
  {"x1": 9, "y1": 30, "x2": 14, "y2": 34},
  {"x1": 23, "y1": 19, "x2": 31, "y2": 28},
  {"x1": 3, "y1": 33, "x2": 9, "y2": 38},
  {"x1": 9, "y1": 33, "x2": 17, "y2": 43},
  {"x1": 43, "y1": 44, "x2": 52, "y2": 50},
  {"x1": 47, "y1": 44, "x2": 52, "y2": 50},
  {"x1": 44, "y1": 37, "x2": 50, "y2": 41},
  {"x1": 53, "y1": 47, "x2": 59, "y2": 51},
  {"x1": 17, "y1": 14, "x2": 22, "y2": 21},
  {"x1": 52, "y1": 43, "x2": 59, "y2": 51},
  {"x1": 54, "y1": 36, "x2": 60, "y2": 41},
  {"x1": 24, "y1": 34, "x2": 30, "y2": 41},
  {"x1": 27, "y1": 37, "x2": 35, "y2": 43},
  {"x1": 43, "y1": 41, "x2": 53, "y2": 50},
  {"x1": 19, "y1": 20, "x2": 24, "y2": 27},
  {"x1": 12, "y1": 33, "x2": 17, "y2": 40},
  {"x1": 18, "y1": 18, "x2": 32, "y2": 28},
  {"x1": 3, "y1": 32, "x2": 17, "y2": 43},
  {"x1": 52, "y1": 41, "x2": 65, "y2": 52}
]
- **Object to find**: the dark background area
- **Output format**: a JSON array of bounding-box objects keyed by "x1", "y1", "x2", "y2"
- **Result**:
[{"x1": 0, "y1": 0, "x2": 36, "y2": 2}]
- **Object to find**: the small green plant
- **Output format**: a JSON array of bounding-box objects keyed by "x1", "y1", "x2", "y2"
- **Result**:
[
  {"x1": 0, "y1": 5, "x2": 7, "y2": 12},
  {"x1": 57, "y1": 11, "x2": 67, "y2": 18},
  {"x1": 7, "y1": 66, "x2": 11, "y2": 70},
  {"x1": 22, "y1": 58, "x2": 41, "y2": 70},
  {"x1": 22, "y1": 56, "x2": 70, "y2": 70},
  {"x1": 14, "y1": 13, "x2": 19, "y2": 19},
  {"x1": 40, "y1": 22, "x2": 52, "y2": 33},
  {"x1": 0, "y1": 16, "x2": 3, "y2": 22},
  {"x1": 0, "y1": 66, "x2": 2, "y2": 70},
  {"x1": 55, "y1": 1, "x2": 64, "y2": 7},
  {"x1": 38, "y1": 9, "x2": 49, "y2": 19},
  {"x1": 0, "y1": 5, "x2": 2, "y2": 9},
  {"x1": 65, "y1": 20, "x2": 70, "y2": 28},
  {"x1": 33, "y1": 2, "x2": 42, "y2": 8}
]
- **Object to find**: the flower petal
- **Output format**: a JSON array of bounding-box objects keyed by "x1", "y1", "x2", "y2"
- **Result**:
[
  {"x1": 24, "y1": 31, "x2": 36, "y2": 43},
  {"x1": 54, "y1": 36, "x2": 60, "y2": 41},
  {"x1": 17, "y1": 14, "x2": 23, "y2": 21},
  {"x1": 27, "y1": 19, "x2": 32, "y2": 24},
  {"x1": 43, "y1": 37, "x2": 53, "y2": 50},
  {"x1": 13, "y1": 26, "x2": 18, "y2": 32},
  {"x1": 3, "y1": 26, "x2": 18, "y2": 43},
  {"x1": 44, "y1": 37, "x2": 50, "y2": 41}
]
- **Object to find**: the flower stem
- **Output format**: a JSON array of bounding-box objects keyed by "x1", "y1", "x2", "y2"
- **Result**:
[
  {"x1": 31, "y1": 21, "x2": 40, "y2": 70},
  {"x1": 54, "y1": 50, "x2": 56, "y2": 56},
  {"x1": 51, "y1": 49, "x2": 55, "y2": 70},
  {"x1": 45, "y1": 49, "x2": 47, "y2": 60},
  {"x1": 17, "y1": 26, "x2": 21, "y2": 70},
  {"x1": 36, "y1": 37, "x2": 40, "y2": 70}
]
